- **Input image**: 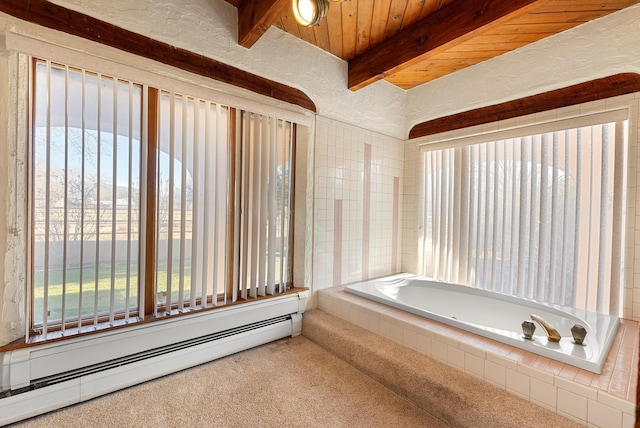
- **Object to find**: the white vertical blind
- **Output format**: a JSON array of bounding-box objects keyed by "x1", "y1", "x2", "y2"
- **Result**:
[
  {"x1": 235, "y1": 112, "x2": 294, "y2": 299},
  {"x1": 32, "y1": 60, "x2": 143, "y2": 334},
  {"x1": 156, "y1": 91, "x2": 229, "y2": 312},
  {"x1": 421, "y1": 115, "x2": 628, "y2": 315},
  {"x1": 31, "y1": 58, "x2": 298, "y2": 338}
]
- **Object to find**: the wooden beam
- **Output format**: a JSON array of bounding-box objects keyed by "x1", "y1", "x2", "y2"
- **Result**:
[
  {"x1": 348, "y1": 0, "x2": 542, "y2": 91},
  {"x1": 0, "y1": 0, "x2": 316, "y2": 112},
  {"x1": 408, "y1": 73, "x2": 640, "y2": 139},
  {"x1": 238, "y1": 0, "x2": 290, "y2": 48}
]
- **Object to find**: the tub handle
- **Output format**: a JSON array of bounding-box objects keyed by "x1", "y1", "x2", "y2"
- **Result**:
[{"x1": 521, "y1": 320, "x2": 536, "y2": 340}]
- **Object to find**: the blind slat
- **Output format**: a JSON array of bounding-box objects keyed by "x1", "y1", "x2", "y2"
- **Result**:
[{"x1": 421, "y1": 118, "x2": 625, "y2": 315}]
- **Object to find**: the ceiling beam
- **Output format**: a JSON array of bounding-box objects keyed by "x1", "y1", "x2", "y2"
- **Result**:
[
  {"x1": 409, "y1": 73, "x2": 640, "y2": 139},
  {"x1": 238, "y1": 0, "x2": 290, "y2": 48},
  {"x1": 0, "y1": 0, "x2": 316, "y2": 112},
  {"x1": 348, "y1": 0, "x2": 543, "y2": 91}
]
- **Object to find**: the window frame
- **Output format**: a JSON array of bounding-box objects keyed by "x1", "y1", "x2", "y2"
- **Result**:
[
  {"x1": 417, "y1": 109, "x2": 630, "y2": 316},
  {"x1": 28, "y1": 57, "x2": 300, "y2": 339}
]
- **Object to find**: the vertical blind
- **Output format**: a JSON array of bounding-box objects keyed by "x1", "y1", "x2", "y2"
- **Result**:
[
  {"x1": 155, "y1": 91, "x2": 230, "y2": 314},
  {"x1": 421, "y1": 114, "x2": 627, "y2": 315},
  {"x1": 234, "y1": 112, "x2": 295, "y2": 300},
  {"x1": 32, "y1": 60, "x2": 142, "y2": 334},
  {"x1": 31, "y1": 58, "x2": 297, "y2": 337}
]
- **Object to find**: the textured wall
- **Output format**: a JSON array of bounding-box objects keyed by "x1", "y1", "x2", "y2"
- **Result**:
[
  {"x1": 405, "y1": 4, "x2": 640, "y2": 133},
  {"x1": 0, "y1": 50, "x2": 28, "y2": 345},
  {"x1": 48, "y1": 0, "x2": 407, "y2": 140}
]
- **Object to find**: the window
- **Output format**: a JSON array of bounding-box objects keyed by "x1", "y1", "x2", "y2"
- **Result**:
[
  {"x1": 31, "y1": 59, "x2": 296, "y2": 336},
  {"x1": 421, "y1": 112, "x2": 628, "y2": 315},
  {"x1": 32, "y1": 61, "x2": 143, "y2": 334}
]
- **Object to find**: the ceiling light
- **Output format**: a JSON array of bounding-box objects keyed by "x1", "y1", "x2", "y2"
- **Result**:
[{"x1": 292, "y1": 0, "x2": 336, "y2": 27}]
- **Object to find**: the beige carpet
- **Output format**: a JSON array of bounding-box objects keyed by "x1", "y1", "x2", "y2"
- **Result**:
[
  {"x1": 302, "y1": 310, "x2": 582, "y2": 428},
  {"x1": 10, "y1": 309, "x2": 585, "y2": 428},
  {"x1": 11, "y1": 335, "x2": 448, "y2": 428}
]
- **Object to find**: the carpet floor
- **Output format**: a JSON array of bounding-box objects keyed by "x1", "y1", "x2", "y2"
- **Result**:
[{"x1": 10, "y1": 335, "x2": 448, "y2": 428}]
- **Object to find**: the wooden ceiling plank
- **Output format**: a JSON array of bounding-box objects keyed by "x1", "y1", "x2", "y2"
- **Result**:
[
  {"x1": 279, "y1": 11, "x2": 303, "y2": 39},
  {"x1": 426, "y1": 49, "x2": 513, "y2": 59},
  {"x1": 313, "y1": 22, "x2": 332, "y2": 52},
  {"x1": 401, "y1": 0, "x2": 426, "y2": 30},
  {"x1": 348, "y1": 0, "x2": 545, "y2": 91},
  {"x1": 298, "y1": 22, "x2": 319, "y2": 46},
  {"x1": 457, "y1": 32, "x2": 554, "y2": 45},
  {"x1": 326, "y1": 1, "x2": 345, "y2": 58},
  {"x1": 539, "y1": 0, "x2": 634, "y2": 12},
  {"x1": 512, "y1": 10, "x2": 609, "y2": 23},
  {"x1": 420, "y1": 0, "x2": 454, "y2": 20},
  {"x1": 370, "y1": 0, "x2": 393, "y2": 48},
  {"x1": 341, "y1": 0, "x2": 359, "y2": 61},
  {"x1": 384, "y1": 0, "x2": 409, "y2": 39},
  {"x1": 355, "y1": 0, "x2": 375, "y2": 56},
  {"x1": 238, "y1": 0, "x2": 290, "y2": 48},
  {"x1": 483, "y1": 22, "x2": 578, "y2": 35},
  {"x1": 272, "y1": 17, "x2": 285, "y2": 31}
]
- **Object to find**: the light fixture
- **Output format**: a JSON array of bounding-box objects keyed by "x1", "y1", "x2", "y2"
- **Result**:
[{"x1": 292, "y1": 0, "x2": 342, "y2": 27}]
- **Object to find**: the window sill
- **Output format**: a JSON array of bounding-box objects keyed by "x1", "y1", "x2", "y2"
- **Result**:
[{"x1": 0, "y1": 287, "x2": 308, "y2": 353}]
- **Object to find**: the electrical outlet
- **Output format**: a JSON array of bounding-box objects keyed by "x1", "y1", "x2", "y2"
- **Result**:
[{"x1": 10, "y1": 321, "x2": 17, "y2": 330}]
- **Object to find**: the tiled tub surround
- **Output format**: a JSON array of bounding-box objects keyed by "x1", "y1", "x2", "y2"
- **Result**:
[
  {"x1": 318, "y1": 285, "x2": 638, "y2": 427},
  {"x1": 313, "y1": 117, "x2": 404, "y2": 292},
  {"x1": 345, "y1": 275, "x2": 620, "y2": 374}
]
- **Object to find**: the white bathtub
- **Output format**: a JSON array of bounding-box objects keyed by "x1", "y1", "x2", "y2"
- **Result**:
[{"x1": 345, "y1": 274, "x2": 620, "y2": 374}]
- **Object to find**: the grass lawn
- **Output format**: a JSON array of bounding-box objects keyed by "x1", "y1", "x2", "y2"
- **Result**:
[{"x1": 33, "y1": 261, "x2": 192, "y2": 324}]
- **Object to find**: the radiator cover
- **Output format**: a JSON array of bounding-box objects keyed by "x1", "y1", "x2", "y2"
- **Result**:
[{"x1": 0, "y1": 291, "x2": 307, "y2": 425}]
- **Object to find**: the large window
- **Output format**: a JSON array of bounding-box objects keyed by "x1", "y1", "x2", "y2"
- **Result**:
[
  {"x1": 31, "y1": 59, "x2": 296, "y2": 336},
  {"x1": 421, "y1": 112, "x2": 628, "y2": 315}
]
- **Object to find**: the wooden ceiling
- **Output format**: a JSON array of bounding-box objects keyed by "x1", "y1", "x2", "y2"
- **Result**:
[{"x1": 225, "y1": 0, "x2": 639, "y2": 91}]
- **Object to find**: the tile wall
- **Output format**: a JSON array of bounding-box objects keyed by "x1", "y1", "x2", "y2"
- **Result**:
[{"x1": 312, "y1": 117, "x2": 404, "y2": 292}]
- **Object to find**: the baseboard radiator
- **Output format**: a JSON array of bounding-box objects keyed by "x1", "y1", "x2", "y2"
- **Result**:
[{"x1": 0, "y1": 291, "x2": 308, "y2": 426}]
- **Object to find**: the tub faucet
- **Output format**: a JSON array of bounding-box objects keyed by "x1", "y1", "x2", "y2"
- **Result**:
[{"x1": 530, "y1": 314, "x2": 561, "y2": 342}]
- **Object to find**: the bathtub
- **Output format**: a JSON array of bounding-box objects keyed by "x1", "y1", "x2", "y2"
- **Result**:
[{"x1": 345, "y1": 274, "x2": 620, "y2": 374}]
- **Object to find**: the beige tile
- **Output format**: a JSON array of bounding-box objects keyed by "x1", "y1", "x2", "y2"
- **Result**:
[
  {"x1": 556, "y1": 376, "x2": 598, "y2": 401},
  {"x1": 518, "y1": 362, "x2": 554, "y2": 384},
  {"x1": 432, "y1": 339, "x2": 448, "y2": 363},
  {"x1": 622, "y1": 412, "x2": 635, "y2": 428},
  {"x1": 530, "y1": 377, "x2": 557, "y2": 410},
  {"x1": 587, "y1": 399, "x2": 622, "y2": 428},
  {"x1": 486, "y1": 352, "x2": 518, "y2": 371},
  {"x1": 447, "y1": 345, "x2": 465, "y2": 370},
  {"x1": 505, "y1": 368, "x2": 530, "y2": 399},
  {"x1": 597, "y1": 391, "x2": 636, "y2": 414},
  {"x1": 366, "y1": 312, "x2": 380, "y2": 334},
  {"x1": 459, "y1": 341, "x2": 486, "y2": 359},
  {"x1": 402, "y1": 327, "x2": 417, "y2": 350},
  {"x1": 465, "y1": 352, "x2": 485, "y2": 379},
  {"x1": 485, "y1": 360, "x2": 506, "y2": 388},
  {"x1": 416, "y1": 332, "x2": 432, "y2": 356},
  {"x1": 557, "y1": 388, "x2": 588, "y2": 422},
  {"x1": 557, "y1": 410, "x2": 586, "y2": 425}
]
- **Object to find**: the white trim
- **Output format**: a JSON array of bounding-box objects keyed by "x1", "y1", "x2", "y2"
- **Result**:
[
  {"x1": 0, "y1": 309, "x2": 303, "y2": 425},
  {"x1": 418, "y1": 110, "x2": 629, "y2": 152},
  {"x1": 0, "y1": 290, "x2": 309, "y2": 425}
]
